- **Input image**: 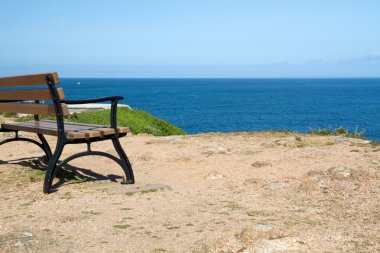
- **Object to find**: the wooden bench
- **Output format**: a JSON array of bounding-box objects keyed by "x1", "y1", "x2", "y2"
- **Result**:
[{"x1": 0, "y1": 72, "x2": 135, "y2": 193}]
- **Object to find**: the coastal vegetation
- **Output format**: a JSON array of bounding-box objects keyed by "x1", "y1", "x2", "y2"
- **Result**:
[
  {"x1": 66, "y1": 108, "x2": 185, "y2": 136},
  {"x1": 310, "y1": 126, "x2": 366, "y2": 139},
  {"x1": 7, "y1": 108, "x2": 185, "y2": 136}
]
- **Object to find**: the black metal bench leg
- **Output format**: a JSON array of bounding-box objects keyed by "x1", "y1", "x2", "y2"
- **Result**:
[
  {"x1": 112, "y1": 138, "x2": 135, "y2": 184},
  {"x1": 43, "y1": 141, "x2": 65, "y2": 194},
  {"x1": 37, "y1": 134, "x2": 52, "y2": 161}
]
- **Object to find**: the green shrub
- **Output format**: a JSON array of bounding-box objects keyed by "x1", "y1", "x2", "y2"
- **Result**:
[
  {"x1": 310, "y1": 126, "x2": 366, "y2": 139},
  {"x1": 1, "y1": 112, "x2": 18, "y2": 118},
  {"x1": 335, "y1": 127, "x2": 347, "y2": 135},
  {"x1": 311, "y1": 128, "x2": 331, "y2": 135}
]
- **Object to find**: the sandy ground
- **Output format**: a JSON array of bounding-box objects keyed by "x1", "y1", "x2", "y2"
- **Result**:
[{"x1": 0, "y1": 129, "x2": 379, "y2": 252}]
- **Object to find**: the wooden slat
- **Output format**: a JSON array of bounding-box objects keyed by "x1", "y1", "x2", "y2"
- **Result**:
[
  {"x1": 1, "y1": 122, "x2": 86, "y2": 139},
  {"x1": 117, "y1": 127, "x2": 131, "y2": 133},
  {"x1": 81, "y1": 130, "x2": 101, "y2": 138},
  {"x1": 94, "y1": 128, "x2": 115, "y2": 137},
  {"x1": 1, "y1": 122, "x2": 57, "y2": 135},
  {"x1": 29, "y1": 120, "x2": 102, "y2": 132},
  {"x1": 66, "y1": 132, "x2": 87, "y2": 139},
  {"x1": 0, "y1": 88, "x2": 64, "y2": 101},
  {"x1": 47, "y1": 120, "x2": 109, "y2": 128},
  {"x1": 0, "y1": 72, "x2": 59, "y2": 87},
  {"x1": 1, "y1": 120, "x2": 127, "y2": 140},
  {"x1": 39, "y1": 120, "x2": 130, "y2": 135},
  {"x1": 41, "y1": 120, "x2": 107, "y2": 128},
  {"x1": 0, "y1": 103, "x2": 69, "y2": 116},
  {"x1": 16, "y1": 122, "x2": 97, "y2": 139},
  {"x1": 6, "y1": 121, "x2": 87, "y2": 139}
]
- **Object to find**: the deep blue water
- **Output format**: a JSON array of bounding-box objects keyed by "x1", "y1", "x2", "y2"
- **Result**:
[{"x1": 60, "y1": 78, "x2": 380, "y2": 141}]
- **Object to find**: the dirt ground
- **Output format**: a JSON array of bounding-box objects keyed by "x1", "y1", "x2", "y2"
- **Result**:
[{"x1": 0, "y1": 130, "x2": 379, "y2": 252}]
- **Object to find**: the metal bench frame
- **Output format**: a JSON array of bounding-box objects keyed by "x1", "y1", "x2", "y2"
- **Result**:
[{"x1": 0, "y1": 74, "x2": 135, "y2": 193}]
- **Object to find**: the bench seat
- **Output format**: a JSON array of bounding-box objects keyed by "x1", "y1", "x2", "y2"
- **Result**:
[{"x1": 1, "y1": 120, "x2": 130, "y2": 140}]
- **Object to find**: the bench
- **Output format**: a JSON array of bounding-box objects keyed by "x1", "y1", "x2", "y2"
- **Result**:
[{"x1": 0, "y1": 72, "x2": 135, "y2": 193}]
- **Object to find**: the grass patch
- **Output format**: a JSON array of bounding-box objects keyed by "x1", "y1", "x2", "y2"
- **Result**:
[
  {"x1": 166, "y1": 226, "x2": 181, "y2": 230},
  {"x1": 246, "y1": 210, "x2": 271, "y2": 217},
  {"x1": 30, "y1": 170, "x2": 46, "y2": 181},
  {"x1": 310, "y1": 126, "x2": 367, "y2": 139},
  {"x1": 60, "y1": 192, "x2": 73, "y2": 199},
  {"x1": 141, "y1": 189, "x2": 158, "y2": 194},
  {"x1": 163, "y1": 222, "x2": 181, "y2": 230},
  {"x1": 153, "y1": 249, "x2": 168, "y2": 252},
  {"x1": 1, "y1": 112, "x2": 18, "y2": 117},
  {"x1": 124, "y1": 188, "x2": 161, "y2": 196},
  {"x1": 16, "y1": 107, "x2": 185, "y2": 136},
  {"x1": 82, "y1": 210, "x2": 102, "y2": 215},
  {"x1": 224, "y1": 201, "x2": 243, "y2": 210},
  {"x1": 113, "y1": 224, "x2": 131, "y2": 229}
]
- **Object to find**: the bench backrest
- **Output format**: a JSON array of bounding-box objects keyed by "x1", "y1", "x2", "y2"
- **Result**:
[{"x1": 0, "y1": 72, "x2": 69, "y2": 116}]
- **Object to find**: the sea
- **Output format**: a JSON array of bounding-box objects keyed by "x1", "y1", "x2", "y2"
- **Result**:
[{"x1": 60, "y1": 78, "x2": 380, "y2": 141}]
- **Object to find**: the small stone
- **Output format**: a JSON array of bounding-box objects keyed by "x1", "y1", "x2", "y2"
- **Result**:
[
  {"x1": 202, "y1": 146, "x2": 229, "y2": 156},
  {"x1": 14, "y1": 241, "x2": 24, "y2": 247},
  {"x1": 161, "y1": 136, "x2": 182, "y2": 144},
  {"x1": 253, "y1": 224, "x2": 275, "y2": 232},
  {"x1": 251, "y1": 161, "x2": 272, "y2": 168},
  {"x1": 21, "y1": 232, "x2": 33, "y2": 237},
  {"x1": 318, "y1": 180, "x2": 327, "y2": 188},
  {"x1": 265, "y1": 181, "x2": 288, "y2": 190},
  {"x1": 334, "y1": 136, "x2": 371, "y2": 145},
  {"x1": 252, "y1": 238, "x2": 300, "y2": 252},
  {"x1": 307, "y1": 169, "x2": 325, "y2": 176},
  {"x1": 275, "y1": 137, "x2": 297, "y2": 147},
  {"x1": 328, "y1": 166, "x2": 352, "y2": 180},
  {"x1": 206, "y1": 171, "x2": 225, "y2": 180}
]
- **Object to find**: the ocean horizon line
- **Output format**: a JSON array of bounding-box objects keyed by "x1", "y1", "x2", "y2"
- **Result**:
[{"x1": 60, "y1": 76, "x2": 380, "y2": 79}]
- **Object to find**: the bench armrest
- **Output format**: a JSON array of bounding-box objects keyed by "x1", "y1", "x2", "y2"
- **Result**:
[
  {"x1": 61, "y1": 96, "x2": 123, "y2": 104},
  {"x1": 62, "y1": 96, "x2": 125, "y2": 130}
]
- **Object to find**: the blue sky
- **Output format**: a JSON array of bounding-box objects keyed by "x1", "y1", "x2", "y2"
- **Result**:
[{"x1": 1, "y1": 0, "x2": 380, "y2": 77}]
